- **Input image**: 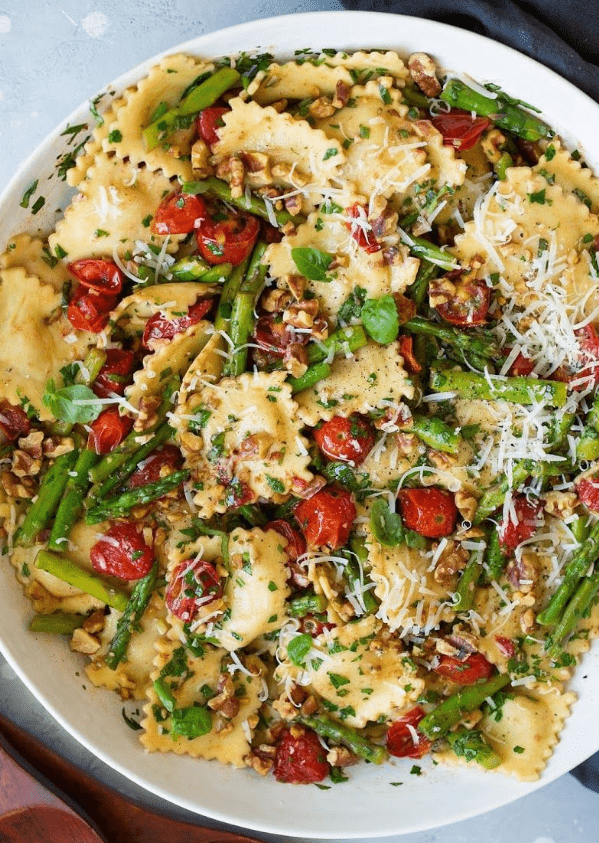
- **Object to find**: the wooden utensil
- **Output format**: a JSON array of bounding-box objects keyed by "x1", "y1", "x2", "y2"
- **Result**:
[{"x1": 0, "y1": 711, "x2": 263, "y2": 843}]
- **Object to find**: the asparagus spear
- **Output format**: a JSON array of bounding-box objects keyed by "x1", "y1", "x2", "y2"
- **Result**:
[
  {"x1": 288, "y1": 362, "x2": 332, "y2": 394},
  {"x1": 14, "y1": 449, "x2": 79, "y2": 547},
  {"x1": 222, "y1": 240, "x2": 268, "y2": 377},
  {"x1": 473, "y1": 460, "x2": 533, "y2": 524},
  {"x1": 404, "y1": 316, "x2": 498, "y2": 361},
  {"x1": 105, "y1": 562, "x2": 158, "y2": 669},
  {"x1": 408, "y1": 261, "x2": 438, "y2": 312},
  {"x1": 170, "y1": 255, "x2": 234, "y2": 283},
  {"x1": 297, "y1": 713, "x2": 389, "y2": 764},
  {"x1": 143, "y1": 67, "x2": 241, "y2": 151},
  {"x1": 288, "y1": 593, "x2": 328, "y2": 618},
  {"x1": 85, "y1": 469, "x2": 190, "y2": 524},
  {"x1": 29, "y1": 613, "x2": 85, "y2": 634},
  {"x1": 546, "y1": 567, "x2": 599, "y2": 656},
  {"x1": 429, "y1": 366, "x2": 568, "y2": 407},
  {"x1": 347, "y1": 536, "x2": 379, "y2": 614},
  {"x1": 214, "y1": 252, "x2": 252, "y2": 334},
  {"x1": 409, "y1": 415, "x2": 462, "y2": 454},
  {"x1": 576, "y1": 427, "x2": 599, "y2": 461},
  {"x1": 307, "y1": 325, "x2": 368, "y2": 365},
  {"x1": 482, "y1": 528, "x2": 504, "y2": 584},
  {"x1": 34, "y1": 550, "x2": 129, "y2": 611},
  {"x1": 446, "y1": 727, "x2": 502, "y2": 769},
  {"x1": 587, "y1": 392, "x2": 599, "y2": 433},
  {"x1": 440, "y1": 79, "x2": 552, "y2": 142},
  {"x1": 47, "y1": 448, "x2": 100, "y2": 551},
  {"x1": 400, "y1": 234, "x2": 458, "y2": 271},
  {"x1": 494, "y1": 152, "x2": 513, "y2": 181},
  {"x1": 453, "y1": 543, "x2": 486, "y2": 612},
  {"x1": 183, "y1": 176, "x2": 304, "y2": 228},
  {"x1": 418, "y1": 672, "x2": 511, "y2": 740}
]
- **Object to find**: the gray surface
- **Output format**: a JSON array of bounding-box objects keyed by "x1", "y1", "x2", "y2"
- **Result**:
[{"x1": 0, "y1": 1, "x2": 598, "y2": 841}]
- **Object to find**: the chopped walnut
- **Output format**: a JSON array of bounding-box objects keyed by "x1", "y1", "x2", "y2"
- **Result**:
[
  {"x1": 215, "y1": 717, "x2": 235, "y2": 735},
  {"x1": 285, "y1": 275, "x2": 306, "y2": 301},
  {"x1": 428, "y1": 276, "x2": 457, "y2": 309},
  {"x1": 280, "y1": 221, "x2": 297, "y2": 237},
  {"x1": 43, "y1": 436, "x2": 74, "y2": 459},
  {"x1": 301, "y1": 694, "x2": 319, "y2": 716},
  {"x1": 407, "y1": 52, "x2": 441, "y2": 97},
  {"x1": 330, "y1": 597, "x2": 355, "y2": 623},
  {"x1": 311, "y1": 317, "x2": 329, "y2": 342},
  {"x1": 237, "y1": 432, "x2": 275, "y2": 460},
  {"x1": 308, "y1": 96, "x2": 336, "y2": 119},
  {"x1": 246, "y1": 745, "x2": 276, "y2": 776},
  {"x1": 395, "y1": 431, "x2": 419, "y2": 455},
  {"x1": 179, "y1": 431, "x2": 203, "y2": 453},
  {"x1": 543, "y1": 491, "x2": 578, "y2": 520},
  {"x1": 11, "y1": 450, "x2": 41, "y2": 478},
  {"x1": 191, "y1": 138, "x2": 214, "y2": 178},
  {"x1": 481, "y1": 128, "x2": 508, "y2": 164},
  {"x1": 18, "y1": 430, "x2": 44, "y2": 459},
  {"x1": 283, "y1": 343, "x2": 308, "y2": 379},
  {"x1": 1, "y1": 470, "x2": 35, "y2": 499},
  {"x1": 243, "y1": 152, "x2": 273, "y2": 186},
  {"x1": 134, "y1": 396, "x2": 161, "y2": 432},
  {"x1": 70, "y1": 628, "x2": 101, "y2": 655},
  {"x1": 283, "y1": 300, "x2": 318, "y2": 329},
  {"x1": 269, "y1": 98, "x2": 289, "y2": 113},
  {"x1": 506, "y1": 551, "x2": 538, "y2": 594},
  {"x1": 433, "y1": 539, "x2": 468, "y2": 587},
  {"x1": 83, "y1": 610, "x2": 106, "y2": 635},
  {"x1": 288, "y1": 683, "x2": 307, "y2": 706},
  {"x1": 284, "y1": 194, "x2": 303, "y2": 216},
  {"x1": 262, "y1": 287, "x2": 293, "y2": 313},
  {"x1": 520, "y1": 608, "x2": 536, "y2": 634},
  {"x1": 208, "y1": 673, "x2": 240, "y2": 720},
  {"x1": 455, "y1": 490, "x2": 478, "y2": 523},
  {"x1": 326, "y1": 746, "x2": 359, "y2": 767},
  {"x1": 272, "y1": 696, "x2": 298, "y2": 721},
  {"x1": 427, "y1": 448, "x2": 459, "y2": 470},
  {"x1": 332, "y1": 80, "x2": 351, "y2": 109}
]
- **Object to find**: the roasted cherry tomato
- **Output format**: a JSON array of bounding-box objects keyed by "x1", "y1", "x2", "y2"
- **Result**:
[
  {"x1": 386, "y1": 706, "x2": 432, "y2": 759},
  {"x1": 223, "y1": 477, "x2": 254, "y2": 508},
  {"x1": 127, "y1": 444, "x2": 183, "y2": 489},
  {"x1": 151, "y1": 190, "x2": 207, "y2": 236},
  {"x1": 196, "y1": 210, "x2": 259, "y2": 266},
  {"x1": 166, "y1": 557, "x2": 223, "y2": 621},
  {"x1": 196, "y1": 106, "x2": 230, "y2": 146},
  {"x1": 431, "y1": 108, "x2": 491, "y2": 151},
  {"x1": 87, "y1": 407, "x2": 133, "y2": 455},
  {"x1": 554, "y1": 325, "x2": 599, "y2": 389},
  {"x1": 345, "y1": 203, "x2": 381, "y2": 253},
  {"x1": 576, "y1": 477, "x2": 599, "y2": 513},
  {"x1": 142, "y1": 298, "x2": 213, "y2": 349},
  {"x1": 267, "y1": 519, "x2": 307, "y2": 562},
  {"x1": 399, "y1": 335, "x2": 422, "y2": 374},
  {"x1": 67, "y1": 284, "x2": 117, "y2": 333},
  {"x1": 295, "y1": 486, "x2": 356, "y2": 550},
  {"x1": 397, "y1": 487, "x2": 458, "y2": 538},
  {"x1": 505, "y1": 350, "x2": 535, "y2": 377},
  {"x1": 435, "y1": 652, "x2": 494, "y2": 685},
  {"x1": 67, "y1": 259, "x2": 123, "y2": 294},
  {"x1": 499, "y1": 494, "x2": 543, "y2": 553},
  {"x1": 93, "y1": 349, "x2": 135, "y2": 398},
  {"x1": 494, "y1": 635, "x2": 516, "y2": 658},
  {"x1": 313, "y1": 415, "x2": 375, "y2": 465},
  {"x1": 274, "y1": 727, "x2": 330, "y2": 784},
  {"x1": 253, "y1": 315, "x2": 297, "y2": 357},
  {"x1": 434, "y1": 279, "x2": 491, "y2": 327},
  {"x1": 0, "y1": 401, "x2": 31, "y2": 442},
  {"x1": 90, "y1": 522, "x2": 154, "y2": 581},
  {"x1": 299, "y1": 614, "x2": 335, "y2": 637}
]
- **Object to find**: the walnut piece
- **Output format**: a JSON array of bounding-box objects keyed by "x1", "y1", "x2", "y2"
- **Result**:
[
  {"x1": 191, "y1": 138, "x2": 214, "y2": 178},
  {"x1": 326, "y1": 746, "x2": 359, "y2": 767},
  {"x1": 70, "y1": 628, "x2": 101, "y2": 655},
  {"x1": 407, "y1": 52, "x2": 441, "y2": 97},
  {"x1": 433, "y1": 539, "x2": 468, "y2": 587}
]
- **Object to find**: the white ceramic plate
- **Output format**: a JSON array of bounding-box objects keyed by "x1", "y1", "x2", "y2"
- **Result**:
[{"x1": 1, "y1": 11, "x2": 599, "y2": 839}]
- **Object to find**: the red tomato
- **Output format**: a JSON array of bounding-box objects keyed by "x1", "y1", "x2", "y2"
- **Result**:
[
  {"x1": 196, "y1": 106, "x2": 230, "y2": 146},
  {"x1": 196, "y1": 211, "x2": 259, "y2": 265},
  {"x1": 435, "y1": 652, "x2": 493, "y2": 685},
  {"x1": 505, "y1": 350, "x2": 535, "y2": 377},
  {"x1": 299, "y1": 614, "x2": 335, "y2": 637},
  {"x1": 67, "y1": 259, "x2": 123, "y2": 294},
  {"x1": 151, "y1": 191, "x2": 207, "y2": 235},
  {"x1": 274, "y1": 727, "x2": 330, "y2": 784},
  {"x1": 345, "y1": 203, "x2": 381, "y2": 253},
  {"x1": 435, "y1": 280, "x2": 490, "y2": 327},
  {"x1": 397, "y1": 487, "x2": 458, "y2": 538},
  {"x1": 93, "y1": 349, "x2": 135, "y2": 398},
  {"x1": 399, "y1": 336, "x2": 422, "y2": 374},
  {"x1": 67, "y1": 285, "x2": 117, "y2": 333},
  {"x1": 313, "y1": 415, "x2": 375, "y2": 465},
  {"x1": 87, "y1": 408, "x2": 133, "y2": 455},
  {"x1": 576, "y1": 324, "x2": 599, "y2": 386},
  {"x1": 166, "y1": 557, "x2": 223, "y2": 621},
  {"x1": 90, "y1": 522, "x2": 154, "y2": 581},
  {"x1": 267, "y1": 520, "x2": 307, "y2": 562},
  {"x1": 386, "y1": 707, "x2": 432, "y2": 759},
  {"x1": 142, "y1": 298, "x2": 213, "y2": 349},
  {"x1": 431, "y1": 108, "x2": 491, "y2": 151},
  {"x1": 576, "y1": 477, "x2": 599, "y2": 513},
  {"x1": 295, "y1": 486, "x2": 356, "y2": 550},
  {"x1": 494, "y1": 636, "x2": 516, "y2": 658},
  {"x1": 0, "y1": 402, "x2": 31, "y2": 442},
  {"x1": 499, "y1": 494, "x2": 543, "y2": 552},
  {"x1": 127, "y1": 444, "x2": 183, "y2": 489}
]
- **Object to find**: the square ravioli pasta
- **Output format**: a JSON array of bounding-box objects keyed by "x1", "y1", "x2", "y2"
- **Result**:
[{"x1": 3, "y1": 45, "x2": 599, "y2": 790}]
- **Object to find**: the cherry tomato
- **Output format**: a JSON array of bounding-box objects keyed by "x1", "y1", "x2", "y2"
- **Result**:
[
  {"x1": 267, "y1": 519, "x2": 307, "y2": 562},
  {"x1": 67, "y1": 259, "x2": 123, "y2": 294},
  {"x1": 0, "y1": 401, "x2": 31, "y2": 442},
  {"x1": 431, "y1": 108, "x2": 491, "y2": 151},
  {"x1": 126, "y1": 444, "x2": 183, "y2": 489},
  {"x1": 196, "y1": 211, "x2": 259, "y2": 266},
  {"x1": 386, "y1": 707, "x2": 432, "y2": 758},
  {"x1": 90, "y1": 522, "x2": 154, "y2": 581},
  {"x1": 93, "y1": 349, "x2": 135, "y2": 398},
  {"x1": 345, "y1": 203, "x2": 381, "y2": 253},
  {"x1": 295, "y1": 486, "x2": 356, "y2": 550},
  {"x1": 166, "y1": 557, "x2": 223, "y2": 621},
  {"x1": 499, "y1": 494, "x2": 543, "y2": 552},
  {"x1": 151, "y1": 191, "x2": 207, "y2": 236},
  {"x1": 505, "y1": 350, "x2": 535, "y2": 377},
  {"x1": 313, "y1": 415, "x2": 375, "y2": 465},
  {"x1": 223, "y1": 478, "x2": 254, "y2": 508},
  {"x1": 397, "y1": 487, "x2": 458, "y2": 538},
  {"x1": 554, "y1": 325, "x2": 599, "y2": 390},
  {"x1": 274, "y1": 727, "x2": 330, "y2": 784},
  {"x1": 253, "y1": 315, "x2": 297, "y2": 357},
  {"x1": 142, "y1": 298, "x2": 213, "y2": 349},
  {"x1": 399, "y1": 336, "x2": 422, "y2": 374},
  {"x1": 67, "y1": 284, "x2": 117, "y2": 333},
  {"x1": 87, "y1": 407, "x2": 133, "y2": 455},
  {"x1": 576, "y1": 477, "x2": 599, "y2": 513},
  {"x1": 494, "y1": 636, "x2": 516, "y2": 658},
  {"x1": 196, "y1": 106, "x2": 230, "y2": 146},
  {"x1": 435, "y1": 652, "x2": 494, "y2": 685},
  {"x1": 435, "y1": 279, "x2": 490, "y2": 327},
  {"x1": 299, "y1": 614, "x2": 335, "y2": 637}
]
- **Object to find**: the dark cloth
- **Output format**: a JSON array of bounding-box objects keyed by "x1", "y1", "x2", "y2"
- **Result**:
[
  {"x1": 339, "y1": 0, "x2": 599, "y2": 102},
  {"x1": 341, "y1": 0, "x2": 599, "y2": 791}
]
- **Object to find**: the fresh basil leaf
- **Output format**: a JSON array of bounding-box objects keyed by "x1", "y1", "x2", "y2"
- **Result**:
[
  {"x1": 291, "y1": 247, "x2": 334, "y2": 281},
  {"x1": 361, "y1": 295, "x2": 399, "y2": 344},
  {"x1": 171, "y1": 705, "x2": 212, "y2": 739},
  {"x1": 287, "y1": 633, "x2": 313, "y2": 666},
  {"x1": 370, "y1": 498, "x2": 404, "y2": 547},
  {"x1": 338, "y1": 286, "x2": 367, "y2": 324},
  {"x1": 42, "y1": 380, "x2": 103, "y2": 424}
]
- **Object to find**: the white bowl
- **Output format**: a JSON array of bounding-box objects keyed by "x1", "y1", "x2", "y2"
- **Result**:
[{"x1": 2, "y1": 11, "x2": 599, "y2": 839}]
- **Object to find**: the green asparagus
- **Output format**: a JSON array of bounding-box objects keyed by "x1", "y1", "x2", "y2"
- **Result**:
[
  {"x1": 14, "y1": 449, "x2": 79, "y2": 546},
  {"x1": 288, "y1": 593, "x2": 328, "y2": 618},
  {"x1": 446, "y1": 727, "x2": 502, "y2": 769},
  {"x1": 223, "y1": 240, "x2": 268, "y2": 377},
  {"x1": 453, "y1": 543, "x2": 486, "y2": 612},
  {"x1": 106, "y1": 562, "x2": 158, "y2": 669},
  {"x1": 48, "y1": 448, "x2": 100, "y2": 551},
  {"x1": 307, "y1": 325, "x2": 368, "y2": 365},
  {"x1": 29, "y1": 613, "x2": 85, "y2": 635},
  {"x1": 34, "y1": 550, "x2": 129, "y2": 611},
  {"x1": 419, "y1": 672, "x2": 511, "y2": 739},
  {"x1": 429, "y1": 366, "x2": 568, "y2": 407},
  {"x1": 473, "y1": 460, "x2": 533, "y2": 524},
  {"x1": 288, "y1": 362, "x2": 332, "y2": 394},
  {"x1": 214, "y1": 252, "x2": 252, "y2": 334},
  {"x1": 409, "y1": 414, "x2": 462, "y2": 454},
  {"x1": 546, "y1": 567, "x2": 599, "y2": 656},
  {"x1": 297, "y1": 713, "x2": 389, "y2": 764},
  {"x1": 85, "y1": 469, "x2": 190, "y2": 524},
  {"x1": 400, "y1": 234, "x2": 458, "y2": 271},
  {"x1": 404, "y1": 316, "x2": 498, "y2": 361},
  {"x1": 184, "y1": 176, "x2": 304, "y2": 228}
]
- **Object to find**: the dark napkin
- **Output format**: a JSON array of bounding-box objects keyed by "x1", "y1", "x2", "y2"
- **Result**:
[
  {"x1": 340, "y1": 0, "x2": 599, "y2": 102},
  {"x1": 341, "y1": 0, "x2": 599, "y2": 791}
]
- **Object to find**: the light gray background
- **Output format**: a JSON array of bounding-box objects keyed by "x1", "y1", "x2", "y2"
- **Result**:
[{"x1": 0, "y1": 2, "x2": 598, "y2": 841}]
